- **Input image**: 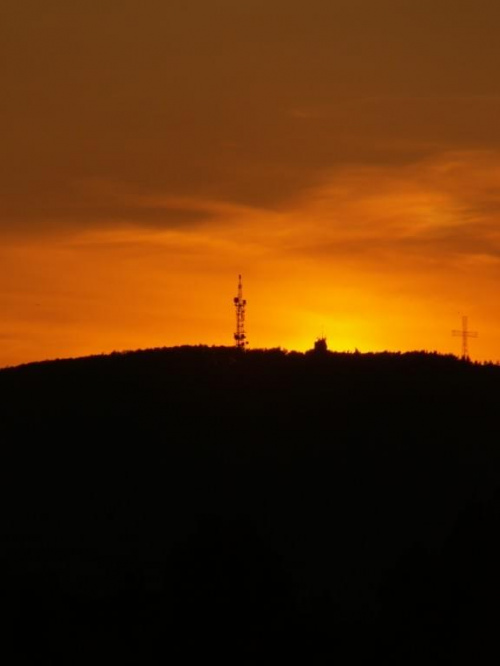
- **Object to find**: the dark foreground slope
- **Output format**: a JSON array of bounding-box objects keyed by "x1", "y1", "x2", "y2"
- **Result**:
[{"x1": 1, "y1": 346, "x2": 500, "y2": 663}]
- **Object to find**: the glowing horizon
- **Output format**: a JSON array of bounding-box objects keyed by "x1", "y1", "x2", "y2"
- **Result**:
[{"x1": 1, "y1": 2, "x2": 500, "y2": 367}]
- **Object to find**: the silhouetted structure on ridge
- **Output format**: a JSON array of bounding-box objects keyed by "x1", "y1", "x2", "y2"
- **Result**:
[
  {"x1": 312, "y1": 336, "x2": 328, "y2": 354},
  {"x1": 452, "y1": 315, "x2": 478, "y2": 360},
  {"x1": 233, "y1": 274, "x2": 247, "y2": 349}
]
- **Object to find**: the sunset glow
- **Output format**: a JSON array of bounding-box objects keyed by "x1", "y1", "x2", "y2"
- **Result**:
[{"x1": 2, "y1": 2, "x2": 500, "y2": 366}]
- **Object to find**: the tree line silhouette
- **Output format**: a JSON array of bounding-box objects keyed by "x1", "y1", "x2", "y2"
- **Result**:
[{"x1": 1, "y1": 345, "x2": 500, "y2": 663}]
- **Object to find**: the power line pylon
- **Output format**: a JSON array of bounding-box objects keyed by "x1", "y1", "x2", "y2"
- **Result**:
[
  {"x1": 452, "y1": 315, "x2": 478, "y2": 360},
  {"x1": 233, "y1": 274, "x2": 247, "y2": 349}
]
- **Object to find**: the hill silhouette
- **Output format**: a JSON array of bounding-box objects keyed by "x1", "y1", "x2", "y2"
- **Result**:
[{"x1": 1, "y1": 345, "x2": 500, "y2": 663}]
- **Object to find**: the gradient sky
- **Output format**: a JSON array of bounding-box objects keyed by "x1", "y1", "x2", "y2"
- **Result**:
[{"x1": 2, "y1": 0, "x2": 500, "y2": 366}]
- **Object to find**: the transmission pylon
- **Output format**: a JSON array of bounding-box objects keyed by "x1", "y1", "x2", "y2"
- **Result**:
[
  {"x1": 233, "y1": 274, "x2": 247, "y2": 349},
  {"x1": 452, "y1": 315, "x2": 478, "y2": 360}
]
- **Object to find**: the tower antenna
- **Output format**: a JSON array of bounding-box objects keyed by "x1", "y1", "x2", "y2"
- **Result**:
[
  {"x1": 452, "y1": 315, "x2": 478, "y2": 360},
  {"x1": 233, "y1": 274, "x2": 247, "y2": 349}
]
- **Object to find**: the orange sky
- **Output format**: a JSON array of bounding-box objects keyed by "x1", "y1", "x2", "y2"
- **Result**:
[{"x1": 1, "y1": 1, "x2": 500, "y2": 366}]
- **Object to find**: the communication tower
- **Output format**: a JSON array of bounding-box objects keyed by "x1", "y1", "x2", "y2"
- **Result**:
[{"x1": 233, "y1": 274, "x2": 247, "y2": 349}]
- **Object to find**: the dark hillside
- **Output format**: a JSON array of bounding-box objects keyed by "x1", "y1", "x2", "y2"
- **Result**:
[{"x1": 1, "y1": 346, "x2": 500, "y2": 663}]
